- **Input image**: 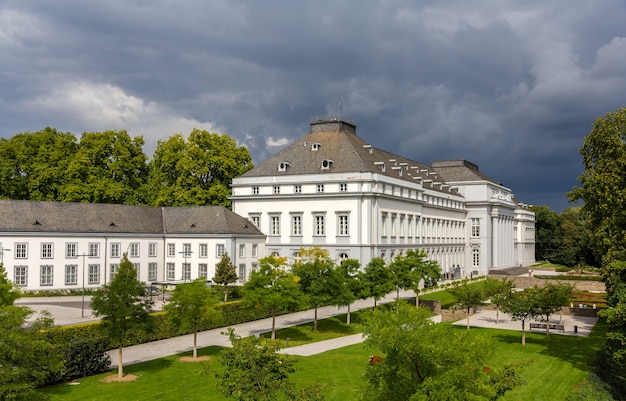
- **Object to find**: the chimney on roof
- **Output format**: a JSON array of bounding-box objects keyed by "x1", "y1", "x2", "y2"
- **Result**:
[{"x1": 310, "y1": 117, "x2": 357, "y2": 135}]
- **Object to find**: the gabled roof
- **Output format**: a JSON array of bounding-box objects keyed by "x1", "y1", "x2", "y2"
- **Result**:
[
  {"x1": 241, "y1": 119, "x2": 456, "y2": 194},
  {"x1": 0, "y1": 200, "x2": 264, "y2": 236}
]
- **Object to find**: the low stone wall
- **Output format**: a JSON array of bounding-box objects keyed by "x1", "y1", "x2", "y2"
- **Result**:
[{"x1": 488, "y1": 275, "x2": 605, "y2": 292}]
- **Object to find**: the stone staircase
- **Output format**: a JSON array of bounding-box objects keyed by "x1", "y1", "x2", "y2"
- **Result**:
[{"x1": 489, "y1": 265, "x2": 530, "y2": 276}]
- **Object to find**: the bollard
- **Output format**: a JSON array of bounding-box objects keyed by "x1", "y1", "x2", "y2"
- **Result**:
[{"x1": 574, "y1": 325, "x2": 578, "y2": 334}]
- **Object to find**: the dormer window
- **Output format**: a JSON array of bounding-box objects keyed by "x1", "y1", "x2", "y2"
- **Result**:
[
  {"x1": 312, "y1": 142, "x2": 321, "y2": 151},
  {"x1": 278, "y1": 162, "x2": 291, "y2": 172},
  {"x1": 363, "y1": 144, "x2": 373, "y2": 154},
  {"x1": 321, "y1": 159, "x2": 333, "y2": 170},
  {"x1": 374, "y1": 161, "x2": 385, "y2": 172}
]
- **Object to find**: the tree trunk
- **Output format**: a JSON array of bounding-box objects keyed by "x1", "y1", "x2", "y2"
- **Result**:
[
  {"x1": 521, "y1": 320, "x2": 526, "y2": 346},
  {"x1": 496, "y1": 306, "x2": 499, "y2": 324},
  {"x1": 347, "y1": 303, "x2": 351, "y2": 325},
  {"x1": 223, "y1": 286, "x2": 228, "y2": 302},
  {"x1": 118, "y1": 346, "x2": 124, "y2": 379},
  {"x1": 546, "y1": 314, "x2": 550, "y2": 337},
  {"x1": 271, "y1": 310, "x2": 276, "y2": 341},
  {"x1": 193, "y1": 331, "x2": 198, "y2": 358},
  {"x1": 466, "y1": 307, "x2": 471, "y2": 330},
  {"x1": 396, "y1": 287, "x2": 400, "y2": 300},
  {"x1": 313, "y1": 306, "x2": 318, "y2": 330},
  {"x1": 415, "y1": 290, "x2": 419, "y2": 307}
]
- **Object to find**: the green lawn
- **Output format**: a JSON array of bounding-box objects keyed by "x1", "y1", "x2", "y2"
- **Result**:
[{"x1": 40, "y1": 314, "x2": 609, "y2": 401}]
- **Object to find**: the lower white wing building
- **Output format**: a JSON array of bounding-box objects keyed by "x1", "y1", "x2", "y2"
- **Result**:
[
  {"x1": 231, "y1": 118, "x2": 535, "y2": 276},
  {"x1": 0, "y1": 201, "x2": 265, "y2": 292}
]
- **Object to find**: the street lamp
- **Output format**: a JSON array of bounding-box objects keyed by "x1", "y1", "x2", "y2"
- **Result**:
[
  {"x1": 179, "y1": 250, "x2": 192, "y2": 282},
  {"x1": 78, "y1": 253, "x2": 88, "y2": 318},
  {"x1": 0, "y1": 248, "x2": 10, "y2": 264}
]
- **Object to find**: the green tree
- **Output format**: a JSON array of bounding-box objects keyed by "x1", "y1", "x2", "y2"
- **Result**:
[
  {"x1": 291, "y1": 247, "x2": 341, "y2": 331},
  {"x1": 0, "y1": 128, "x2": 78, "y2": 201},
  {"x1": 484, "y1": 278, "x2": 514, "y2": 324},
  {"x1": 360, "y1": 301, "x2": 495, "y2": 401},
  {"x1": 90, "y1": 254, "x2": 153, "y2": 379},
  {"x1": 242, "y1": 256, "x2": 305, "y2": 340},
  {"x1": 0, "y1": 265, "x2": 62, "y2": 400},
  {"x1": 146, "y1": 129, "x2": 252, "y2": 207},
  {"x1": 334, "y1": 259, "x2": 365, "y2": 325},
  {"x1": 213, "y1": 253, "x2": 238, "y2": 302},
  {"x1": 390, "y1": 249, "x2": 441, "y2": 306},
  {"x1": 63, "y1": 130, "x2": 148, "y2": 204},
  {"x1": 362, "y1": 257, "x2": 395, "y2": 308},
  {"x1": 449, "y1": 283, "x2": 488, "y2": 330},
  {"x1": 535, "y1": 283, "x2": 573, "y2": 335},
  {"x1": 502, "y1": 289, "x2": 539, "y2": 345},
  {"x1": 164, "y1": 279, "x2": 222, "y2": 359},
  {"x1": 217, "y1": 329, "x2": 324, "y2": 401}
]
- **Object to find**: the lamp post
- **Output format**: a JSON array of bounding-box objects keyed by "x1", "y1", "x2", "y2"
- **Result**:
[
  {"x1": 179, "y1": 250, "x2": 192, "y2": 282},
  {"x1": 78, "y1": 253, "x2": 88, "y2": 318},
  {"x1": 0, "y1": 248, "x2": 10, "y2": 264}
]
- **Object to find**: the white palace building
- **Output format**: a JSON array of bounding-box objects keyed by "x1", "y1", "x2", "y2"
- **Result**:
[
  {"x1": 0, "y1": 118, "x2": 535, "y2": 292},
  {"x1": 231, "y1": 118, "x2": 535, "y2": 276}
]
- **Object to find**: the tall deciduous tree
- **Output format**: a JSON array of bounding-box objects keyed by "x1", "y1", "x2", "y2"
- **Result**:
[
  {"x1": 164, "y1": 279, "x2": 222, "y2": 359},
  {"x1": 362, "y1": 257, "x2": 395, "y2": 308},
  {"x1": 63, "y1": 130, "x2": 148, "y2": 204},
  {"x1": 242, "y1": 256, "x2": 305, "y2": 340},
  {"x1": 291, "y1": 247, "x2": 341, "y2": 330},
  {"x1": 361, "y1": 301, "x2": 496, "y2": 401},
  {"x1": 535, "y1": 283, "x2": 573, "y2": 335},
  {"x1": 333, "y1": 259, "x2": 365, "y2": 325},
  {"x1": 213, "y1": 253, "x2": 238, "y2": 302},
  {"x1": 146, "y1": 130, "x2": 252, "y2": 207},
  {"x1": 90, "y1": 254, "x2": 153, "y2": 379},
  {"x1": 390, "y1": 249, "x2": 441, "y2": 306},
  {"x1": 0, "y1": 128, "x2": 78, "y2": 201},
  {"x1": 484, "y1": 278, "x2": 514, "y2": 324}
]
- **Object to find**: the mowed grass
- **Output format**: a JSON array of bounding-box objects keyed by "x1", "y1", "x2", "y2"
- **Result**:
[{"x1": 40, "y1": 316, "x2": 608, "y2": 401}]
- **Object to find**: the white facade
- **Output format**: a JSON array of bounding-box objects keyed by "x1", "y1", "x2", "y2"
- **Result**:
[
  {"x1": 0, "y1": 202, "x2": 266, "y2": 291},
  {"x1": 232, "y1": 119, "x2": 535, "y2": 275}
]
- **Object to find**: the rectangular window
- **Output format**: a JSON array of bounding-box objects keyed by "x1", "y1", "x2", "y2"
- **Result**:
[
  {"x1": 148, "y1": 242, "x2": 158, "y2": 257},
  {"x1": 182, "y1": 263, "x2": 191, "y2": 281},
  {"x1": 471, "y1": 218, "x2": 480, "y2": 237},
  {"x1": 129, "y1": 242, "x2": 139, "y2": 258},
  {"x1": 472, "y1": 249, "x2": 480, "y2": 267},
  {"x1": 316, "y1": 184, "x2": 324, "y2": 193},
  {"x1": 40, "y1": 265, "x2": 53, "y2": 286},
  {"x1": 294, "y1": 185, "x2": 302, "y2": 193},
  {"x1": 198, "y1": 263, "x2": 208, "y2": 278},
  {"x1": 65, "y1": 264, "x2": 78, "y2": 285},
  {"x1": 110, "y1": 263, "x2": 119, "y2": 280},
  {"x1": 238, "y1": 264, "x2": 246, "y2": 282},
  {"x1": 252, "y1": 244, "x2": 258, "y2": 258},
  {"x1": 14, "y1": 266, "x2": 27, "y2": 286},
  {"x1": 339, "y1": 183, "x2": 347, "y2": 192},
  {"x1": 65, "y1": 243, "x2": 77, "y2": 258},
  {"x1": 41, "y1": 243, "x2": 53, "y2": 259},
  {"x1": 273, "y1": 186, "x2": 280, "y2": 194},
  {"x1": 199, "y1": 243, "x2": 208, "y2": 258},
  {"x1": 89, "y1": 242, "x2": 100, "y2": 257},
  {"x1": 182, "y1": 243, "x2": 192, "y2": 257},
  {"x1": 251, "y1": 263, "x2": 258, "y2": 272},
  {"x1": 239, "y1": 244, "x2": 245, "y2": 258},
  {"x1": 338, "y1": 214, "x2": 349, "y2": 236},
  {"x1": 270, "y1": 215, "x2": 280, "y2": 236},
  {"x1": 148, "y1": 263, "x2": 158, "y2": 281},
  {"x1": 391, "y1": 214, "x2": 397, "y2": 237},
  {"x1": 291, "y1": 214, "x2": 302, "y2": 236},
  {"x1": 111, "y1": 243, "x2": 121, "y2": 258},
  {"x1": 252, "y1": 186, "x2": 259, "y2": 195},
  {"x1": 166, "y1": 263, "x2": 176, "y2": 280},
  {"x1": 134, "y1": 263, "x2": 140, "y2": 279},
  {"x1": 88, "y1": 264, "x2": 100, "y2": 284},
  {"x1": 314, "y1": 215, "x2": 325, "y2": 236},
  {"x1": 15, "y1": 243, "x2": 28, "y2": 259},
  {"x1": 381, "y1": 213, "x2": 388, "y2": 237},
  {"x1": 216, "y1": 244, "x2": 225, "y2": 258},
  {"x1": 250, "y1": 215, "x2": 260, "y2": 228},
  {"x1": 167, "y1": 243, "x2": 176, "y2": 257}
]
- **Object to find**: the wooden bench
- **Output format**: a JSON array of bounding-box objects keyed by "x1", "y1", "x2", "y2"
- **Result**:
[{"x1": 529, "y1": 323, "x2": 565, "y2": 331}]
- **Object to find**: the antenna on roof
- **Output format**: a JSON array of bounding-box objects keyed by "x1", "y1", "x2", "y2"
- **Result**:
[{"x1": 339, "y1": 98, "x2": 343, "y2": 121}]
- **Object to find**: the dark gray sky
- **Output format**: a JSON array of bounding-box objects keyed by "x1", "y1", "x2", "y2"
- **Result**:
[{"x1": 2, "y1": 1, "x2": 626, "y2": 212}]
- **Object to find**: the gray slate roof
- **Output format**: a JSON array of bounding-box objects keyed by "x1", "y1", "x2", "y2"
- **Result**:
[
  {"x1": 431, "y1": 160, "x2": 500, "y2": 185},
  {"x1": 0, "y1": 200, "x2": 264, "y2": 236},
  {"x1": 241, "y1": 119, "x2": 456, "y2": 194}
]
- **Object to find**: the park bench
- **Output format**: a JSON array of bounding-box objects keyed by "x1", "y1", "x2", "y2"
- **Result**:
[{"x1": 529, "y1": 323, "x2": 565, "y2": 331}]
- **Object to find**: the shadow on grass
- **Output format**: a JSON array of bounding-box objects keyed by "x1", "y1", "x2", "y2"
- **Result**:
[{"x1": 261, "y1": 314, "x2": 366, "y2": 344}]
